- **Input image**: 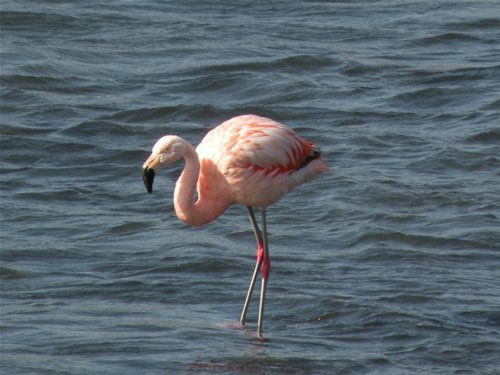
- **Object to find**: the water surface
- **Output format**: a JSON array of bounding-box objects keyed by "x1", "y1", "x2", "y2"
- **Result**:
[{"x1": 1, "y1": 1, "x2": 500, "y2": 374}]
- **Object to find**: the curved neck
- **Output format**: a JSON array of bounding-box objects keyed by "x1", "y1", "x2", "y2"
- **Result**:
[{"x1": 173, "y1": 140, "x2": 231, "y2": 227}]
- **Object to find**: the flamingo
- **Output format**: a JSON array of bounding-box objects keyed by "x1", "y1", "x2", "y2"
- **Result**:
[{"x1": 142, "y1": 114, "x2": 329, "y2": 337}]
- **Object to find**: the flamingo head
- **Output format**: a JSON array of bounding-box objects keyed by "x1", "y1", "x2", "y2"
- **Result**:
[{"x1": 142, "y1": 135, "x2": 185, "y2": 193}]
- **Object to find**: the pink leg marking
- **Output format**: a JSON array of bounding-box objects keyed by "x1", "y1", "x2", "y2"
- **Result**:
[
  {"x1": 261, "y1": 254, "x2": 270, "y2": 279},
  {"x1": 257, "y1": 241, "x2": 270, "y2": 279},
  {"x1": 256, "y1": 241, "x2": 264, "y2": 263}
]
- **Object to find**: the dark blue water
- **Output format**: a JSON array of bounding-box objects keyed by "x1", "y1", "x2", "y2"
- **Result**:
[{"x1": 1, "y1": 1, "x2": 500, "y2": 374}]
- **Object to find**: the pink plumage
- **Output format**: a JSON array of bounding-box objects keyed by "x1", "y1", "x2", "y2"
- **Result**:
[
  {"x1": 195, "y1": 114, "x2": 329, "y2": 208},
  {"x1": 142, "y1": 114, "x2": 328, "y2": 338}
]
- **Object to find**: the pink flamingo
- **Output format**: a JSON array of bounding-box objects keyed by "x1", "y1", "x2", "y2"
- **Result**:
[{"x1": 142, "y1": 114, "x2": 328, "y2": 337}]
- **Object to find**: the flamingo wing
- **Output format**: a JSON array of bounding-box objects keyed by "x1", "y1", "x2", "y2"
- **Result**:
[{"x1": 197, "y1": 115, "x2": 315, "y2": 174}]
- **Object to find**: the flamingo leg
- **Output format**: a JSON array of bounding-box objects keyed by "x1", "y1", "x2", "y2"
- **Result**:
[
  {"x1": 257, "y1": 208, "x2": 270, "y2": 338},
  {"x1": 240, "y1": 207, "x2": 263, "y2": 326}
]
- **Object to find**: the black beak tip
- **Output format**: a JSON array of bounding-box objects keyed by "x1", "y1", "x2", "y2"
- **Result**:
[{"x1": 142, "y1": 167, "x2": 155, "y2": 194}]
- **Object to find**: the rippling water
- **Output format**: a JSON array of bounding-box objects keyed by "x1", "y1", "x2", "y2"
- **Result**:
[{"x1": 1, "y1": 1, "x2": 500, "y2": 374}]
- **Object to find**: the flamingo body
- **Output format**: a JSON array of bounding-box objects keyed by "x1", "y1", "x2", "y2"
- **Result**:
[
  {"x1": 195, "y1": 115, "x2": 328, "y2": 209},
  {"x1": 142, "y1": 114, "x2": 328, "y2": 337}
]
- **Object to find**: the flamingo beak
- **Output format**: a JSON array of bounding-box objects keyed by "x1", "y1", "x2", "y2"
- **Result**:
[
  {"x1": 142, "y1": 154, "x2": 158, "y2": 194},
  {"x1": 142, "y1": 167, "x2": 155, "y2": 193}
]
